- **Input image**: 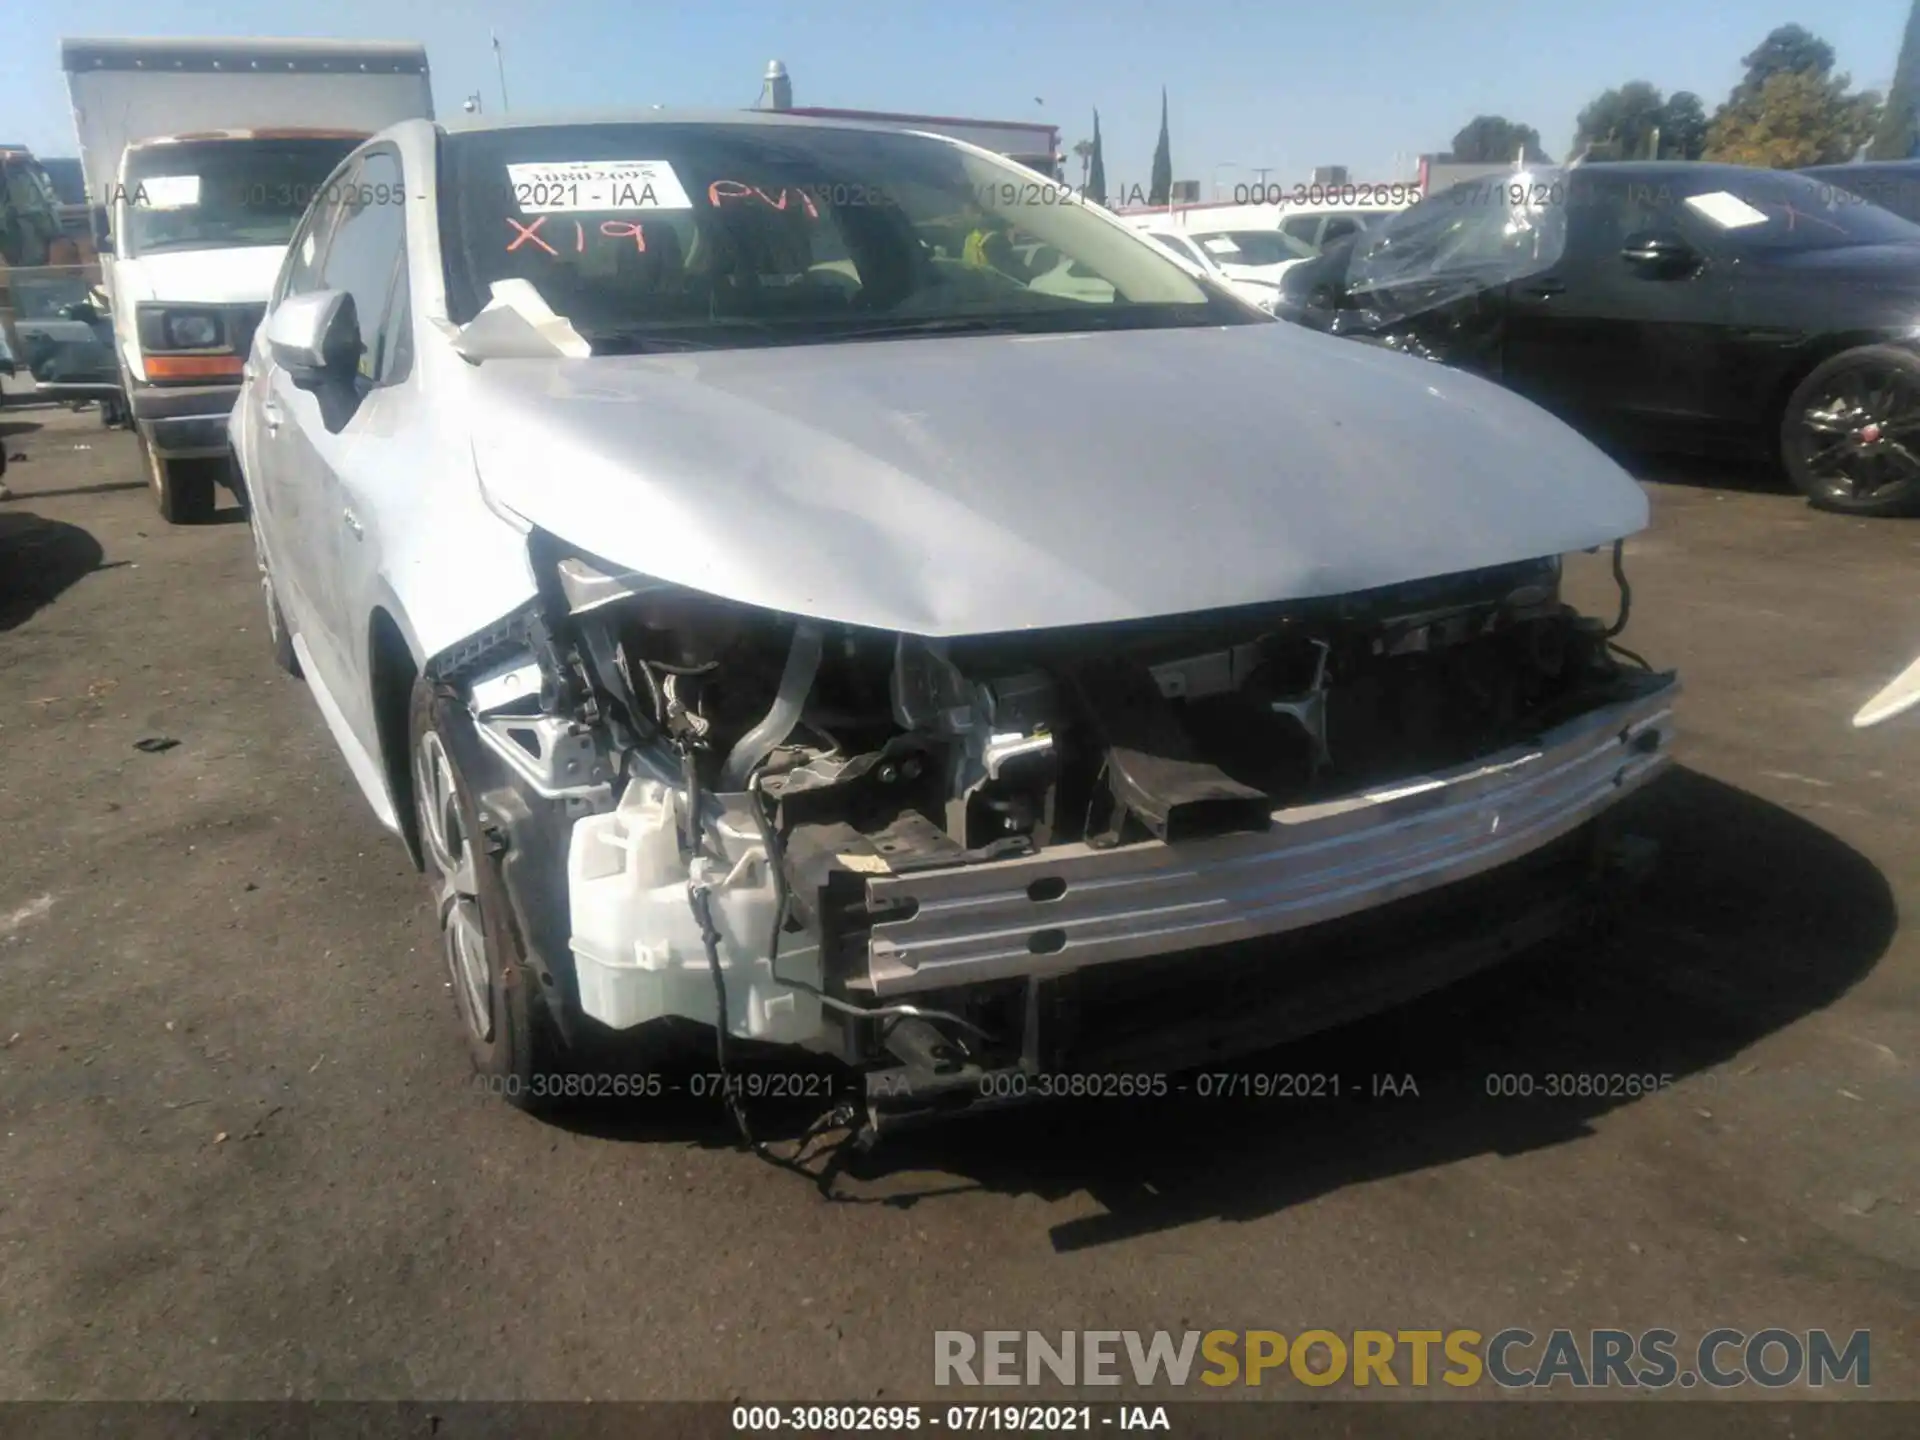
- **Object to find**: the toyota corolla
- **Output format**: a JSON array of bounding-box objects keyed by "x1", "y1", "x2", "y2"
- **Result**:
[{"x1": 230, "y1": 112, "x2": 1678, "y2": 1140}]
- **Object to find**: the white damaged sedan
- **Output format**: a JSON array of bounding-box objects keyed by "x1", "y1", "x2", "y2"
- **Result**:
[{"x1": 231, "y1": 111, "x2": 1678, "y2": 1137}]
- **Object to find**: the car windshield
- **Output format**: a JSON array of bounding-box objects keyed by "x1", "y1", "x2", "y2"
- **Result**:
[
  {"x1": 1318, "y1": 172, "x2": 1569, "y2": 326},
  {"x1": 1673, "y1": 170, "x2": 1920, "y2": 251},
  {"x1": 121, "y1": 137, "x2": 361, "y2": 256},
  {"x1": 1352, "y1": 176, "x2": 1568, "y2": 285},
  {"x1": 1206, "y1": 230, "x2": 1314, "y2": 265},
  {"x1": 438, "y1": 121, "x2": 1255, "y2": 350}
]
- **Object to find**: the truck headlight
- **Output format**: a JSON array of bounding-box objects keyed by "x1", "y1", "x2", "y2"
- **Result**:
[{"x1": 163, "y1": 311, "x2": 221, "y2": 349}]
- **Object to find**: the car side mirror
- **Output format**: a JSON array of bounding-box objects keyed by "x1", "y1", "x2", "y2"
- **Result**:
[
  {"x1": 266, "y1": 289, "x2": 359, "y2": 387},
  {"x1": 1621, "y1": 231, "x2": 1699, "y2": 278}
]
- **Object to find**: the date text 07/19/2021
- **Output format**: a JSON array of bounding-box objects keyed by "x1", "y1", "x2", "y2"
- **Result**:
[{"x1": 730, "y1": 1404, "x2": 1169, "y2": 1432}]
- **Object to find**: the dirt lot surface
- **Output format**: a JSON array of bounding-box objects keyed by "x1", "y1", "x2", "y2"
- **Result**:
[{"x1": 1, "y1": 399, "x2": 1917, "y2": 1412}]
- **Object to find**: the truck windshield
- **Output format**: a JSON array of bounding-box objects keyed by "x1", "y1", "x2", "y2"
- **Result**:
[
  {"x1": 438, "y1": 121, "x2": 1259, "y2": 350},
  {"x1": 121, "y1": 137, "x2": 360, "y2": 256}
]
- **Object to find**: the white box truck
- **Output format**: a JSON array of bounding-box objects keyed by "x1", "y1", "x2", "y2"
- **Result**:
[{"x1": 62, "y1": 37, "x2": 432, "y2": 521}]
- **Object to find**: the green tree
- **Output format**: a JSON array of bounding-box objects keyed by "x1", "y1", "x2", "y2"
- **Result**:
[
  {"x1": 1727, "y1": 23, "x2": 1835, "y2": 100},
  {"x1": 1706, "y1": 69, "x2": 1881, "y2": 166},
  {"x1": 1148, "y1": 88, "x2": 1172, "y2": 206},
  {"x1": 1657, "y1": 92, "x2": 1709, "y2": 160},
  {"x1": 1573, "y1": 82, "x2": 1710, "y2": 159},
  {"x1": 1087, "y1": 110, "x2": 1108, "y2": 205},
  {"x1": 1706, "y1": 25, "x2": 1881, "y2": 167},
  {"x1": 1574, "y1": 81, "x2": 1667, "y2": 159},
  {"x1": 1449, "y1": 115, "x2": 1551, "y2": 163},
  {"x1": 1869, "y1": 0, "x2": 1920, "y2": 159}
]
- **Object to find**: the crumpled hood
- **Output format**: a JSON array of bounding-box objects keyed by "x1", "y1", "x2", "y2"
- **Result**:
[
  {"x1": 467, "y1": 321, "x2": 1649, "y2": 637},
  {"x1": 111, "y1": 245, "x2": 287, "y2": 304}
]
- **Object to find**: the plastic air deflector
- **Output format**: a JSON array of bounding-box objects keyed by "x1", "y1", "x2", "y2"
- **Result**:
[{"x1": 1067, "y1": 659, "x2": 1273, "y2": 846}]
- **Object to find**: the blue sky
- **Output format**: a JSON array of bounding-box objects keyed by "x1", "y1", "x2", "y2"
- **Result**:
[{"x1": 2, "y1": 1, "x2": 1910, "y2": 189}]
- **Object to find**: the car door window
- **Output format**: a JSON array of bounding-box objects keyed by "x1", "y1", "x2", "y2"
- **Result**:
[
  {"x1": 314, "y1": 149, "x2": 407, "y2": 387},
  {"x1": 276, "y1": 163, "x2": 357, "y2": 307},
  {"x1": 1280, "y1": 215, "x2": 1319, "y2": 245},
  {"x1": 1566, "y1": 178, "x2": 1673, "y2": 267},
  {"x1": 369, "y1": 244, "x2": 413, "y2": 385}
]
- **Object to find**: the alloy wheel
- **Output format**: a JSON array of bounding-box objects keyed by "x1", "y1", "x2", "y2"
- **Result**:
[
  {"x1": 413, "y1": 729, "x2": 494, "y2": 1044},
  {"x1": 1797, "y1": 363, "x2": 1920, "y2": 505}
]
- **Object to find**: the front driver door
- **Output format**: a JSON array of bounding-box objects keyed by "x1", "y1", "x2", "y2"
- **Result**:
[
  {"x1": 1500, "y1": 174, "x2": 1733, "y2": 446},
  {"x1": 271, "y1": 146, "x2": 411, "y2": 749},
  {"x1": 248, "y1": 169, "x2": 353, "y2": 660}
]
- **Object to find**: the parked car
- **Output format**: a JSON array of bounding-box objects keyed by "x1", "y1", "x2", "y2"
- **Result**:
[
  {"x1": 1276, "y1": 161, "x2": 1920, "y2": 517},
  {"x1": 9, "y1": 269, "x2": 121, "y2": 406},
  {"x1": 1277, "y1": 198, "x2": 1408, "y2": 253},
  {"x1": 234, "y1": 112, "x2": 1677, "y2": 1136},
  {"x1": 1131, "y1": 221, "x2": 1287, "y2": 310},
  {"x1": 1800, "y1": 159, "x2": 1920, "y2": 224},
  {"x1": 1188, "y1": 229, "x2": 1314, "y2": 288},
  {"x1": 1190, "y1": 226, "x2": 1317, "y2": 270}
]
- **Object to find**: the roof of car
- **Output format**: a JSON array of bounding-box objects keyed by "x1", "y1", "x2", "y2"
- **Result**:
[
  {"x1": 433, "y1": 109, "x2": 968, "y2": 138},
  {"x1": 1548, "y1": 160, "x2": 1799, "y2": 183},
  {"x1": 1800, "y1": 158, "x2": 1920, "y2": 174}
]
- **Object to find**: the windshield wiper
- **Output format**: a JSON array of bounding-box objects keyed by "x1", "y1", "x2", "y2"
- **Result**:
[
  {"x1": 826, "y1": 316, "x2": 1045, "y2": 343},
  {"x1": 824, "y1": 310, "x2": 1217, "y2": 343},
  {"x1": 584, "y1": 317, "x2": 794, "y2": 355},
  {"x1": 586, "y1": 333, "x2": 725, "y2": 354}
]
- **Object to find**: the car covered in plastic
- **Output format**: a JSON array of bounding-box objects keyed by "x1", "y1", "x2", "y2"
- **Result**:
[{"x1": 1276, "y1": 162, "x2": 1920, "y2": 518}]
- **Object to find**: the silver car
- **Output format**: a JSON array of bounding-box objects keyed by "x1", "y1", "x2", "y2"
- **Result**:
[{"x1": 231, "y1": 111, "x2": 1678, "y2": 1139}]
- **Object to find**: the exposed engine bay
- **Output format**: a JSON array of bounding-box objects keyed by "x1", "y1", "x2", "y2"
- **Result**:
[{"x1": 425, "y1": 529, "x2": 1676, "y2": 1135}]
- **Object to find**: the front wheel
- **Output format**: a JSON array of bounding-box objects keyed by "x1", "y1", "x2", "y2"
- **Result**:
[
  {"x1": 408, "y1": 679, "x2": 570, "y2": 1111},
  {"x1": 1780, "y1": 345, "x2": 1920, "y2": 517},
  {"x1": 139, "y1": 429, "x2": 218, "y2": 524}
]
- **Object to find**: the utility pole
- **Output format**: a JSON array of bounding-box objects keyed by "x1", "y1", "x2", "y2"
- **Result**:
[{"x1": 492, "y1": 31, "x2": 510, "y2": 113}]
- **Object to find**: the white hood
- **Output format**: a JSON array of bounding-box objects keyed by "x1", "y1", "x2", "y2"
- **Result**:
[
  {"x1": 111, "y1": 245, "x2": 287, "y2": 304},
  {"x1": 466, "y1": 320, "x2": 1650, "y2": 637}
]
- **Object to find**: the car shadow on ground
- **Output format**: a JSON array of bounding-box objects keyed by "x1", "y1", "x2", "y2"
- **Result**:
[
  {"x1": 0, "y1": 511, "x2": 105, "y2": 631},
  {"x1": 1626, "y1": 449, "x2": 1797, "y2": 497},
  {"x1": 10, "y1": 479, "x2": 144, "y2": 502},
  {"x1": 554, "y1": 766, "x2": 1894, "y2": 1240}
]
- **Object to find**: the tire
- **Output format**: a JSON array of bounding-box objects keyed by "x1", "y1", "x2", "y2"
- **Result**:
[
  {"x1": 1780, "y1": 344, "x2": 1920, "y2": 518},
  {"x1": 140, "y1": 428, "x2": 218, "y2": 524},
  {"x1": 408, "y1": 678, "x2": 571, "y2": 1112}
]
